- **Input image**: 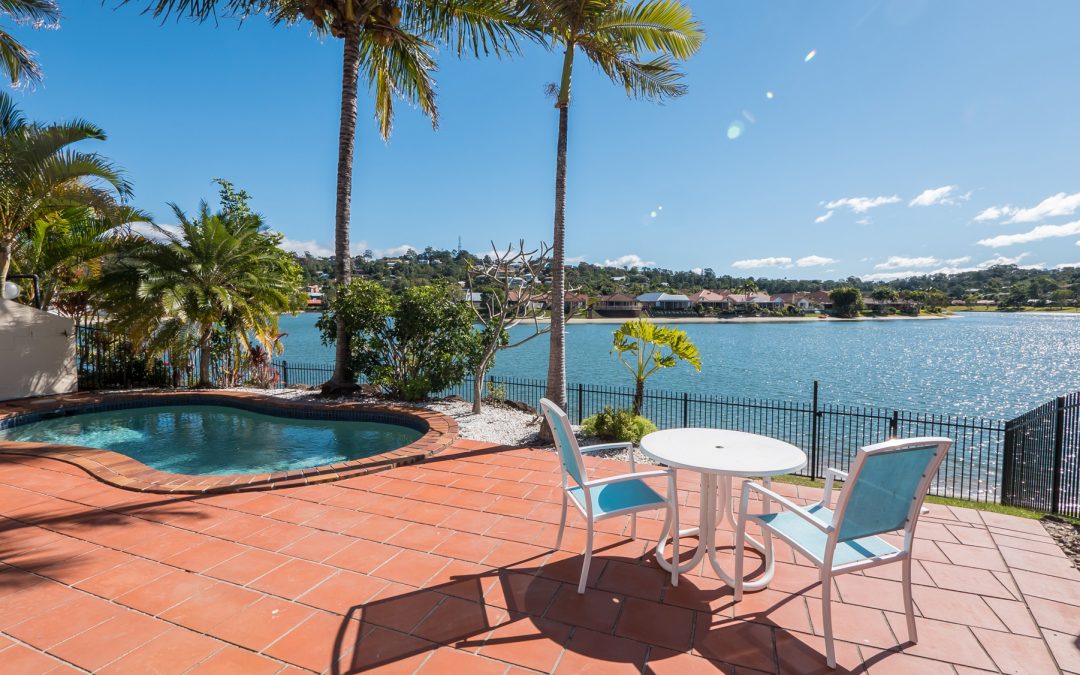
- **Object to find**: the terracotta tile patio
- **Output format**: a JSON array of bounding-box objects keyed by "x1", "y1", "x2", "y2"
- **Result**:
[{"x1": 1, "y1": 439, "x2": 1078, "y2": 673}]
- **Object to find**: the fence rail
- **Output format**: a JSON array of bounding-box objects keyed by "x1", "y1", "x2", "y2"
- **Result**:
[{"x1": 75, "y1": 325, "x2": 1079, "y2": 512}]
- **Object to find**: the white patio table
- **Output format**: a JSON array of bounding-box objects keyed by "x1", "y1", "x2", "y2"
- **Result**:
[{"x1": 640, "y1": 428, "x2": 807, "y2": 590}]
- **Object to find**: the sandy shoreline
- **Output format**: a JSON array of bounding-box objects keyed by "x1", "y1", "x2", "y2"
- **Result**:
[{"x1": 531, "y1": 314, "x2": 954, "y2": 325}]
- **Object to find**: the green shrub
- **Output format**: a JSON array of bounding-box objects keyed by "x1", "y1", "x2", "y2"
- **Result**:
[{"x1": 581, "y1": 407, "x2": 658, "y2": 444}]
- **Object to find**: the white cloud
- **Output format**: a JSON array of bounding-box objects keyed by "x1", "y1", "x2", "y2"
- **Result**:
[
  {"x1": 824, "y1": 195, "x2": 901, "y2": 214},
  {"x1": 565, "y1": 255, "x2": 588, "y2": 265},
  {"x1": 795, "y1": 255, "x2": 836, "y2": 267},
  {"x1": 874, "y1": 256, "x2": 940, "y2": 270},
  {"x1": 129, "y1": 222, "x2": 181, "y2": 242},
  {"x1": 1008, "y1": 191, "x2": 1080, "y2": 223},
  {"x1": 977, "y1": 220, "x2": 1080, "y2": 247},
  {"x1": 814, "y1": 211, "x2": 834, "y2": 224},
  {"x1": 909, "y1": 185, "x2": 958, "y2": 207},
  {"x1": 973, "y1": 205, "x2": 1017, "y2": 222},
  {"x1": 280, "y1": 237, "x2": 334, "y2": 257},
  {"x1": 603, "y1": 254, "x2": 655, "y2": 269},
  {"x1": 690, "y1": 267, "x2": 704, "y2": 274},
  {"x1": 732, "y1": 257, "x2": 793, "y2": 269},
  {"x1": 1056, "y1": 261, "x2": 1080, "y2": 269},
  {"x1": 859, "y1": 253, "x2": 1032, "y2": 281},
  {"x1": 856, "y1": 217, "x2": 872, "y2": 226}
]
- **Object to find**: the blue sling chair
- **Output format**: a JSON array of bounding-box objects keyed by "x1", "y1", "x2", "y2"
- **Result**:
[
  {"x1": 734, "y1": 437, "x2": 952, "y2": 668},
  {"x1": 539, "y1": 398, "x2": 680, "y2": 594}
]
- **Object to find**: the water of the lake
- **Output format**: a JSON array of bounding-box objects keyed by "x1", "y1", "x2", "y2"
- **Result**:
[{"x1": 275, "y1": 312, "x2": 1080, "y2": 420}]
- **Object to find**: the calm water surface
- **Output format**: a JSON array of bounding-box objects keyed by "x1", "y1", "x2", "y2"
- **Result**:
[
  {"x1": 276, "y1": 312, "x2": 1080, "y2": 419},
  {"x1": 0, "y1": 405, "x2": 422, "y2": 475}
]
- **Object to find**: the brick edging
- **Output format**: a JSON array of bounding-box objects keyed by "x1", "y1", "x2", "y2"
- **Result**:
[{"x1": 0, "y1": 390, "x2": 459, "y2": 494}]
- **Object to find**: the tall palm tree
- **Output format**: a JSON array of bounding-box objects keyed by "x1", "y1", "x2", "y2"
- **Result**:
[
  {"x1": 523, "y1": 0, "x2": 703, "y2": 429},
  {"x1": 126, "y1": 0, "x2": 532, "y2": 395},
  {"x1": 0, "y1": 91, "x2": 132, "y2": 287},
  {"x1": 98, "y1": 196, "x2": 305, "y2": 386},
  {"x1": 1, "y1": 0, "x2": 59, "y2": 86}
]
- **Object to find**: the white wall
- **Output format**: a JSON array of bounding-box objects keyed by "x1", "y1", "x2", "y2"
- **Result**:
[{"x1": 0, "y1": 299, "x2": 77, "y2": 401}]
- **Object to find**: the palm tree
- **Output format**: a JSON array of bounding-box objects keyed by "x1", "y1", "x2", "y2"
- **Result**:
[
  {"x1": 0, "y1": 91, "x2": 132, "y2": 287},
  {"x1": 738, "y1": 279, "x2": 758, "y2": 312},
  {"x1": 97, "y1": 192, "x2": 305, "y2": 386},
  {"x1": 523, "y1": 0, "x2": 703, "y2": 428},
  {"x1": 125, "y1": 0, "x2": 532, "y2": 395},
  {"x1": 1, "y1": 0, "x2": 59, "y2": 86}
]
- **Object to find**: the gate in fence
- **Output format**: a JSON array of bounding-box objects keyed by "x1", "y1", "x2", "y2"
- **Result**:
[{"x1": 1002, "y1": 391, "x2": 1080, "y2": 517}]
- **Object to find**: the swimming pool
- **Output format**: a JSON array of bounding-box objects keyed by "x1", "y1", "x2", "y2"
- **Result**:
[{"x1": 0, "y1": 402, "x2": 425, "y2": 476}]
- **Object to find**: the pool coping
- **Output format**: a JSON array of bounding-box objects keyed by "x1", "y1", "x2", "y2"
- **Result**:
[{"x1": 0, "y1": 390, "x2": 459, "y2": 494}]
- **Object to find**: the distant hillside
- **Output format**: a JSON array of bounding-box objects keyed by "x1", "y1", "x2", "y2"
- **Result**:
[{"x1": 291, "y1": 247, "x2": 1079, "y2": 306}]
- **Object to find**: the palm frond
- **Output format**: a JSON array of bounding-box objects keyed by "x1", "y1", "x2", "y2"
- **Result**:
[
  {"x1": 594, "y1": 0, "x2": 703, "y2": 60},
  {"x1": 359, "y1": 27, "x2": 438, "y2": 140},
  {"x1": 0, "y1": 26, "x2": 41, "y2": 85},
  {"x1": 579, "y1": 38, "x2": 686, "y2": 100}
]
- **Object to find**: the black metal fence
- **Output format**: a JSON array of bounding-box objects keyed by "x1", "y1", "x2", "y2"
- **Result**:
[
  {"x1": 79, "y1": 325, "x2": 1080, "y2": 511},
  {"x1": 1002, "y1": 391, "x2": 1080, "y2": 517}
]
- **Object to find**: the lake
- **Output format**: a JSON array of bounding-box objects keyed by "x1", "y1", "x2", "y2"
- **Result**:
[{"x1": 274, "y1": 312, "x2": 1080, "y2": 420}]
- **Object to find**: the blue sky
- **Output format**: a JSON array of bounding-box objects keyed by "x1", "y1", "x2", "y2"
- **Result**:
[{"x1": 9, "y1": 0, "x2": 1080, "y2": 280}]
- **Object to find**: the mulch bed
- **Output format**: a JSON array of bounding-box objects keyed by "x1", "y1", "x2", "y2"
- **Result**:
[{"x1": 1043, "y1": 516, "x2": 1080, "y2": 570}]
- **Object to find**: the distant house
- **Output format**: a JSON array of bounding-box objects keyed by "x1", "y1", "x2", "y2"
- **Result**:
[
  {"x1": 463, "y1": 292, "x2": 484, "y2": 309},
  {"x1": 637, "y1": 292, "x2": 692, "y2": 311},
  {"x1": 537, "y1": 291, "x2": 588, "y2": 314},
  {"x1": 689, "y1": 289, "x2": 734, "y2": 311},
  {"x1": 731, "y1": 292, "x2": 783, "y2": 309},
  {"x1": 771, "y1": 292, "x2": 829, "y2": 311},
  {"x1": 305, "y1": 285, "x2": 324, "y2": 310},
  {"x1": 597, "y1": 293, "x2": 643, "y2": 317}
]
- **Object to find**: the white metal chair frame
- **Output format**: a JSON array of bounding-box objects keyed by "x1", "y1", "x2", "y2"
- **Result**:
[
  {"x1": 734, "y1": 437, "x2": 952, "y2": 668},
  {"x1": 540, "y1": 398, "x2": 680, "y2": 594}
]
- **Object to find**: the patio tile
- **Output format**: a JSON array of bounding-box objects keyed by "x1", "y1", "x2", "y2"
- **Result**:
[
  {"x1": 416, "y1": 646, "x2": 508, "y2": 674},
  {"x1": 204, "y1": 547, "x2": 288, "y2": 585},
  {"x1": 833, "y1": 574, "x2": 908, "y2": 613},
  {"x1": 324, "y1": 538, "x2": 401, "y2": 574},
  {"x1": 0, "y1": 643, "x2": 76, "y2": 674},
  {"x1": 49, "y1": 611, "x2": 172, "y2": 671},
  {"x1": 920, "y1": 560, "x2": 1016, "y2": 599},
  {"x1": 411, "y1": 595, "x2": 500, "y2": 646},
  {"x1": 615, "y1": 596, "x2": 695, "y2": 651},
  {"x1": 596, "y1": 559, "x2": 667, "y2": 601},
  {"x1": 1026, "y1": 595, "x2": 1080, "y2": 633},
  {"x1": 1000, "y1": 545, "x2": 1078, "y2": 579},
  {"x1": 732, "y1": 587, "x2": 814, "y2": 634},
  {"x1": 264, "y1": 610, "x2": 363, "y2": 672},
  {"x1": 881, "y1": 613, "x2": 995, "y2": 670},
  {"x1": 644, "y1": 648, "x2": 738, "y2": 674},
  {"x1": 346, "y1": 625, "x2": 435, "y2": 672},
  {"x1": 1043, "y1": 628, "x2": 1080, "y2": 674},
  {"x1": 774, "y1": 630, "x2": 865, "y2": 674},
  {"x1": 984, "y1": 596, "x2": 1042, "y2": 637},
  {"x1": 910, "y1": 585, "x2": 1007, "y2": 630},
  {"x1": 186, "y1": 645, "x2": 283, "y2": 674},
  {"x1": 248, "y1": 558, "x2": 337, "y2": 599},
  {"x1": 386, "y1": 522, "x2": 455, "y2": 553},
  {"x1": 484, "y1": 570, "x2": 561, "y2": 615},
  {"x1": 433, "y1": 530, "x2": 502, "y2": 563},
  {"x1": 545, "y1": 584, "x2": 624, "y2": 632},
  {"x1": 161, "y1": 538, "x2": 247, "y2": 573},
  {"x1": 114, "y1": 569, "x2": 217, "y2": 615},
  {"x1": 476, "y1": 616, "x2": 570, "y2": 673},
  {"x1": 1012, "y1": 568, "x2": 1080, "y2": 606},
  {"x1": 158, "y1": 581, "x2": 262, "y2": 632},
  {"x1": 212, "y1": 595, "x2": 316, "y2": 651},
  {"x1": 74, "y1": 557, "x2": 172, "y2": 599},
  {"x1": 557, "y1": 627, "x2": 649, "y2": 673},
  {"x1": 371, "y1": 549, "x2": 450, "y2": 587},
  {"x1": 298, "y1": 570, "x2": 389, "y2": 615},
  {"x1": 858, "y1": 646, "x2": 954, "y2": 674},
  {"x1": 97, "y1": 625, "x2": 222, "y2": 674},
  {"x1": 971, "y1": 626, "x2": 1060, "y2": 674},
  {"x1": 5, "y1": 593, "x2": 123, "y2": 649},
  {"x1": 694, "y1": 615, "x2": 776, "y2": 672},
  {"x1": 237, "y1": 520, "x2": 312, "y2": 552},
  {"x1": 935, "y1": 541, "x2": 1008, "y2": 571},
  {"x1": 277, "y1": 529, "x2": 355, "y2": 562},
  {"x1": 805, "y1": 601, "x2": 897, "y2": 650},
  {"x1": 362, "y1": 583, "x2": 445, "y2": 633}
]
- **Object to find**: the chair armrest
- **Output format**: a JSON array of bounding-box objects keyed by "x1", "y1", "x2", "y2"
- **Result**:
[
  {"x1": 583, "y1": 469, "x2": 670, "y2": 489},
  {"x1": 743, "y1": 482, "x2": 833, "y2": 533},
  {"x1": 822, "y1": 468, "x2": 849, "y2": 507}
]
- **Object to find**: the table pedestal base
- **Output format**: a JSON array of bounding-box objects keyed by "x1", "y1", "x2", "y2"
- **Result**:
[{"x1": 655, "y1": 473, "x2": 776, "y2": 591}]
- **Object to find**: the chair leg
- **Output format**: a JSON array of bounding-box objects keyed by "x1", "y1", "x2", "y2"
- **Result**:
[
  {"x1": 821, "y1": 570, "x2": 836, "y2": 669},
  {"x1": 577, "y1": 521, "x2": 594, "y2": 594},
  {"x1": 902, "y1": 556, "x2": 917, "y2": 643},
  {"x1": 555, "y1": 491, "x2": 568, "y2": 550},
  {"x1": 630, "y1": 513, "x2": 637, "y2": 540},
  {"x1": 670, "y1": 501, "x2": 680, "y2": 587},
  {"x1": 733, "y1": 513, "x2": 746, "y2": 601}
]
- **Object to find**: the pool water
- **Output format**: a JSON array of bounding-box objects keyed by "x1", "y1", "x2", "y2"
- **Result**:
[{"x1": 0, "y1": 405, "x2": 423, "y2": 476}]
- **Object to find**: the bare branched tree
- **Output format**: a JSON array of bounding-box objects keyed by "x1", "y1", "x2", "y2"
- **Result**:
[{"x1": 466, "y1": 240, "x2": 553, "y2": 414}]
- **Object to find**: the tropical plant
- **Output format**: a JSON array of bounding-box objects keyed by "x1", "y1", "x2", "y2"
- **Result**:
[
  {"x1": 526, "y1": 0, "x2": 704, "y2": 437},
  {"x1": 611, "y1": 318, "x2": 700, "y2": 416},
  {"x1": 581, "y1": 406, "x2": 656, "y2": 444},
  {"x1": 96, "y1": 181, "x2": 305, "y2": 386},
  {"x1": 869, "y1": 286, "x2": 898, "y2": 314},
  {"x1": 737, "y1": 279, "x2": 759, "y2": 313},
  {"x1": 318, "y1": 279, "x2": 479, "y2": 401},
  {"x1": 1, "y1": 0, "x2": 59, "y2": 86},
  {"x1": 829, "y1": 287, "x2": 863, "y2": 318},
  {"x1": 0, "y1": 91, "x2": 132, "y2": 287},
  {"x1": 126, "y1": 1, "x2": 534, "y2": 396},
  {"x1": 465, "y1": 240, "x2": 552, "y2": 413}
]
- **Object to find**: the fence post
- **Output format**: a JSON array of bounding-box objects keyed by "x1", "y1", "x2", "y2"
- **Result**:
[
  {"x1": 1051, "y1": 396, "x2": 1066, "y2": 514},
  {"x1": 890, "y1": 410, "x2": 899, "y2": 438},
  {"x1": 577, "y1": 383, "x2": 584, "y2": 423},
  {"x1": 683, "y1": 392, "x2": 689, "y2": 427},
  {"x1": 282, "y1": 361, "x2": 289, "y2": 388},
  {"x1": 810, "y1": 381, "x2": 821, "y2": 479}
]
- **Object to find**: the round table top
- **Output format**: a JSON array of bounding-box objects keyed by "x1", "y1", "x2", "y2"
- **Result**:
[{"x1": 639, "y1": 428, "x2": 807, "y2": 476}]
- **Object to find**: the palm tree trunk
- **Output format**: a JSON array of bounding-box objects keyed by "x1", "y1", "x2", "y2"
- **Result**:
[
  {"x1": 324, "y1": 20, "x2": 363, "y2": 397},
  {"x1": 633, "y1": 378, "x2": 645, "y2": 417},
  {"x1": 0, "y1": 241, "x2": 11, "y2": 288},
  {"x1": 198, "y1": 335, "x2": 212, "y2": 388},
  {"x1": 541, "y1": 46, "x2": 575, "y2": 441}
]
